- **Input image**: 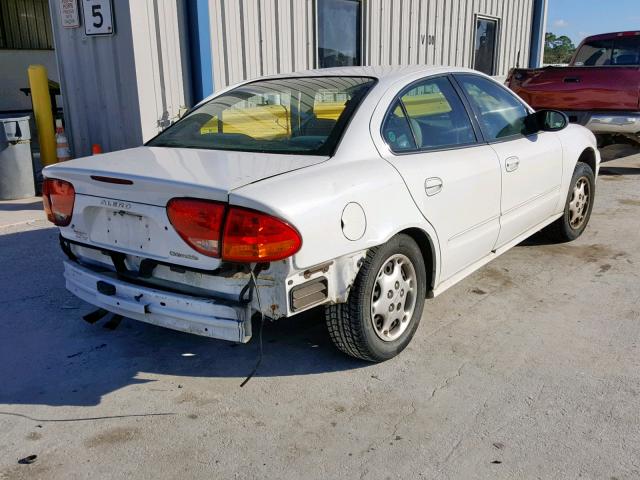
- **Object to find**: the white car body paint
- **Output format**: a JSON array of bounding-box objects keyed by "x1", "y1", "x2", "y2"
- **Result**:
[{"x1": 44, "y1": 66, "x2": 599, "y2": 343}]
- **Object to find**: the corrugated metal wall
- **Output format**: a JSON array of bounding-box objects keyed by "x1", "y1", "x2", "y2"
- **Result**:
[
  {"x1": 208, "y1": 0, "x2": 533, "y2": 90},
  {"x1": 364, "y1": 0, "x2": 533, "y2": 75},
  {"x1": 49, "y1": 0, "x2": 190, "y2": 156},
  {"x1": 49, "y1": 0, "x2": 535, "y2": 154},
  {"x1": 208, "y1": 0, "x2": 316, "y2": 89},
  {"x1": 129, "y1": 0, "x2": 191, "y2": 141},
  {"x1": 0, "y1": 0, "x2": 54, "y2": 49}
]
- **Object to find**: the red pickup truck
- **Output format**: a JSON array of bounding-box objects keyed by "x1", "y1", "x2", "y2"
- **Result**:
[{"x1": 506, "y1": 31, "x2": 640, "y2": 146}]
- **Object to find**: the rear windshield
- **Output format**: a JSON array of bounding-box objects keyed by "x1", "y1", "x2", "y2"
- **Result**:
[
  {"x1": 573, "y1": 36, "x2": 640, "y2": 66},
  {"x1": 147, "y1": 76, "x2": 376, "y2": 155}
]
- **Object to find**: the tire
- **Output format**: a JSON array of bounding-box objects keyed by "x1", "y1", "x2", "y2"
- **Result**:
[
  {"x1": 545, "y1": 161, "x2": 595, "y2": 242},
  {"x1": 325, "y1": 234, "x2": 427, "y2": 362}
]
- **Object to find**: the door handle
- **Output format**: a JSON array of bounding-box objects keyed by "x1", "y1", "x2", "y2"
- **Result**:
[
  {"x1": 505, "y1": 157, "x2": 520, "y2": 173},
  {"x1": 563, "y1": 77, "x2": 580, "y2": 83},
  {"x1": 425, "y1": 177, "x2": 443, "y2": 196}
]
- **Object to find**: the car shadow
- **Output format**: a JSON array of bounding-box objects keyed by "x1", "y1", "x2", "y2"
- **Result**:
[
  {"x1": 599, "y1": 165, "x2": 640, "y2": 176},
  {"x1": 0, "y1": 227, "x2": 367, "y2": 408},
  {"x1": 517, "y1": 229, "x2": 560, "y2": 247},
  {"x1": 518, "y1": 156, "x2": 640, "y2": 249},
  {"x1": 599, "y1": 143, "x2": 640, "y2": 162},
  {"x1": 0, "y1": 199, "x2": 43, "y2": 212}
]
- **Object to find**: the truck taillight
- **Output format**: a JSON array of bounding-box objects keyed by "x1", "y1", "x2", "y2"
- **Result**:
[
  {"x1": 42, "y1": 178, "x2": 75, "y2": 226},
  {"x1": 222, "y1": 207, "x2": 302, "y2": 262},
  {"x1": 167, "y1": 198, "x2": 225, "y2": 257}
]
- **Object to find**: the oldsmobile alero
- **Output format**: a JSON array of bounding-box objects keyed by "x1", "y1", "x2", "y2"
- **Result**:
[{"x1": 42, "y1": 66, "x2": 600, "y2": 361}]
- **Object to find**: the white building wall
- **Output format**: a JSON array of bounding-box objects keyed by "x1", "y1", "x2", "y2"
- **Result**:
[
  {"x1": 129, "y1": 0, "x2": 191, "y2": 141},
  {"x1": 365, "y1": 0, "x2": 534, "y2": 74},
  {"x1": 209, "y1": 0, "x2": 534, "y2": 91},
  {"x1": 48, "y1": 0, "x2": 537, "y2": 155},
  {"x1": 209, "y1": 0, "x2": 316, "y2": 89}
]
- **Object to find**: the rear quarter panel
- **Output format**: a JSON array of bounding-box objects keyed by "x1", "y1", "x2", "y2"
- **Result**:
[{"x1": 228, "y1": 155, "x2": 441, "y2": 281}]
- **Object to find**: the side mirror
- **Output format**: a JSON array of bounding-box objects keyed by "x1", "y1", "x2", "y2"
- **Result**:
[{"x1": 525, "y1": 109, "x2": 569, "y2": 134}]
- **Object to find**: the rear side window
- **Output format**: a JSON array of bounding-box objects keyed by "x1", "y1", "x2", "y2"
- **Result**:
[
  {"x1": 574, "y1": 40, "x2": 613, "y2": 66},
  {"x1": 456, "y1": 74, "x2": 529, "y2": 141},
  {"x1": 612, "y1": 37, "x2": 640, "y2": 65},
  {"x1": 382, "y1": 102, "x2": 417, "y2": 152},
  {"x1": 573, "y1": 36, "x2": 640, "y2": 66},
  {"x1": 382, "y1": 76, "x2": 476, "y2": 153}
]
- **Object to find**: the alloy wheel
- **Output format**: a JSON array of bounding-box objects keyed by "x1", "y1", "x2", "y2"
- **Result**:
[
  {"x1": 568, "y1": 176, "x2": 590, "y2": 229},
  {"x1": 370, "y1": 254, "x2": 417, "y2": 342}
]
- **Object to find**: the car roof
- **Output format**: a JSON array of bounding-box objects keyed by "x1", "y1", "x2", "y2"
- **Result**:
[
  {"x1": 581, "y1": 31, "x2": 640, "y2": 43},
  {"x1": 260, "y1": 65, "x2": 479, "y2": 86},
  {"x1": 195, "y1": 65, "x2": 490, "y2": 111}
]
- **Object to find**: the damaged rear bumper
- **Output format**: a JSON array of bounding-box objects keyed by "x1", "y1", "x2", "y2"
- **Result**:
[{"x1": 63, "y1": 261, "x2": 252, "y2": 343}]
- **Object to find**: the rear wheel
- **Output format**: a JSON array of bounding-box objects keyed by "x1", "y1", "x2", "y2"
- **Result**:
[
  {"x1": 325, "y1": 234, "x2": 427, "y2": 361},
  {"x1": 545, "y1": 162, "x2": 595, "y2": 242}
]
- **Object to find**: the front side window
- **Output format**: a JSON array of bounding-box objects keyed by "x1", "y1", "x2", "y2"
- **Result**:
[
  {"x1": 147, "y1": 76, "x2": 375, "y2": 155},
  {"x1": 573, "y1": 36, "x2": 640, "y2": 66},
  {"x1": 317, "y1": 0, "x2": 361, "y2": 68},
  {"x1": 382, "y1": 76, "x2": 476, "y2": 153},
  {"x1": 456, "y1": 74, "x2": 529, "y2": 141}
]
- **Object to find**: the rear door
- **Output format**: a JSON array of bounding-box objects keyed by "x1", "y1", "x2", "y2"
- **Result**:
[
  {"x1": 454, "y1": 74, "x2": 563, "y2": 248},
  {"x1": 376, "y1": 75, "x2": 502, "y2": 281}
]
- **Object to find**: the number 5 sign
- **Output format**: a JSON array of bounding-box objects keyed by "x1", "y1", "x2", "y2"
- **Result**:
[{"x1": 82, "y1": 0, "x2": 114, "y2": 35}]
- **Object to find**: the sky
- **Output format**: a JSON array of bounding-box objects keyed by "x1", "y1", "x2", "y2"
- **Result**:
[{"x1": 546, "y1": 0, "x2": 640, "y2": 45}]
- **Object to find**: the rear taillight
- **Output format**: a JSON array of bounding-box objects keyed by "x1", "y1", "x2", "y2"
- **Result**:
[
  {"x1": 222, "y1": 207, "x2": 302, "y2": 262},
  {"x1": 42, "y1": 178, "x2": 75, "y2": 226},
  {"x1": 166, "y1": 198, "x2": 302, "y2": 262},
  {"x1": 167, "y1": 198, "x2": 226, "y2": 257}
]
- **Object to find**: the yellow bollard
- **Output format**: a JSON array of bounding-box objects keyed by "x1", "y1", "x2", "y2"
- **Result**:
[{"x1": 27, "y1": 65, "x2": 57, "y2": 166}]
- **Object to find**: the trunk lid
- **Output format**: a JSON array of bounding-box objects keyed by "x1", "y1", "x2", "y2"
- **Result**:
[
  {"x1": 508, "y1": 66, "x2": 640, "y2": 111},
  {"x1": 44, "y1": 146, "x2": 328, "y2": 206},
  {"x1": 45, "y1": 146, "x2": 327, "y2": 269}
]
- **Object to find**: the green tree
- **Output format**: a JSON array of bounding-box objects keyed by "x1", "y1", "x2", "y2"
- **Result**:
[{"x1": 544, "y1": 32, "x2": 576, "y2": 64}]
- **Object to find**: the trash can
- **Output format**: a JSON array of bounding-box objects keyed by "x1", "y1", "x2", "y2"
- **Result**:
[{"x1": 0, "y1": 115, "x2": 35, "y2": 200}]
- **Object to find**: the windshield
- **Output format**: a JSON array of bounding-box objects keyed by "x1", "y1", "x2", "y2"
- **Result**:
[
  {"x1": 573, "y1": 36, "x2": 640, "y2": 66},
  {"x1": 147, "y1": 76, "x2": 376, "y2": 155}
]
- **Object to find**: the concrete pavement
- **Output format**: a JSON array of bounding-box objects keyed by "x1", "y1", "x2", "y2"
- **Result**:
[
  {"x1": 0, "y1": 197, "x2": 45, "y2": 229},
  {"x1": 1, "y1": 153, "x2": 639, "y2": 479}
]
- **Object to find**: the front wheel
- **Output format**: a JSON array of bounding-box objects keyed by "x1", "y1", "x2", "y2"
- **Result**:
[
  {"x1": 545, "y1": 162, "x2": 595, "y2": 242},
  {"x1": 325, "y1": 234, "x2": 427, "y2": 362}
]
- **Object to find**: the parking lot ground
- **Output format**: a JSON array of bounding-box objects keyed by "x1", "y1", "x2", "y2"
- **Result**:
[
  {"x1": 0, "y1": 197, "x2": 45, "y2": 229},
  {"x1": 1, "y1": 153, "x2": 639, "y2": 480}
]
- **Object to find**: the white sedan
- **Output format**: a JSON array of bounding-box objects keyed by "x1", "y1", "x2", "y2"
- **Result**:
[{"x1": 43, "y1": 66, "x2": 599, "y2": 361}]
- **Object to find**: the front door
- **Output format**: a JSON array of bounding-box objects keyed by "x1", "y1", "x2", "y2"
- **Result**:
[
  {"x1": 377, "y1": 75, "x2": 502, "y2": 281},
  {"x1": 454, "y1": 74, "x2": 564, "y2": 247}
]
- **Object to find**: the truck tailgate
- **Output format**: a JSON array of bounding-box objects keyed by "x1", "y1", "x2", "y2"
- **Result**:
[{"x1": 510, "y1": 66, "x2": 640, "y2": 111}]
